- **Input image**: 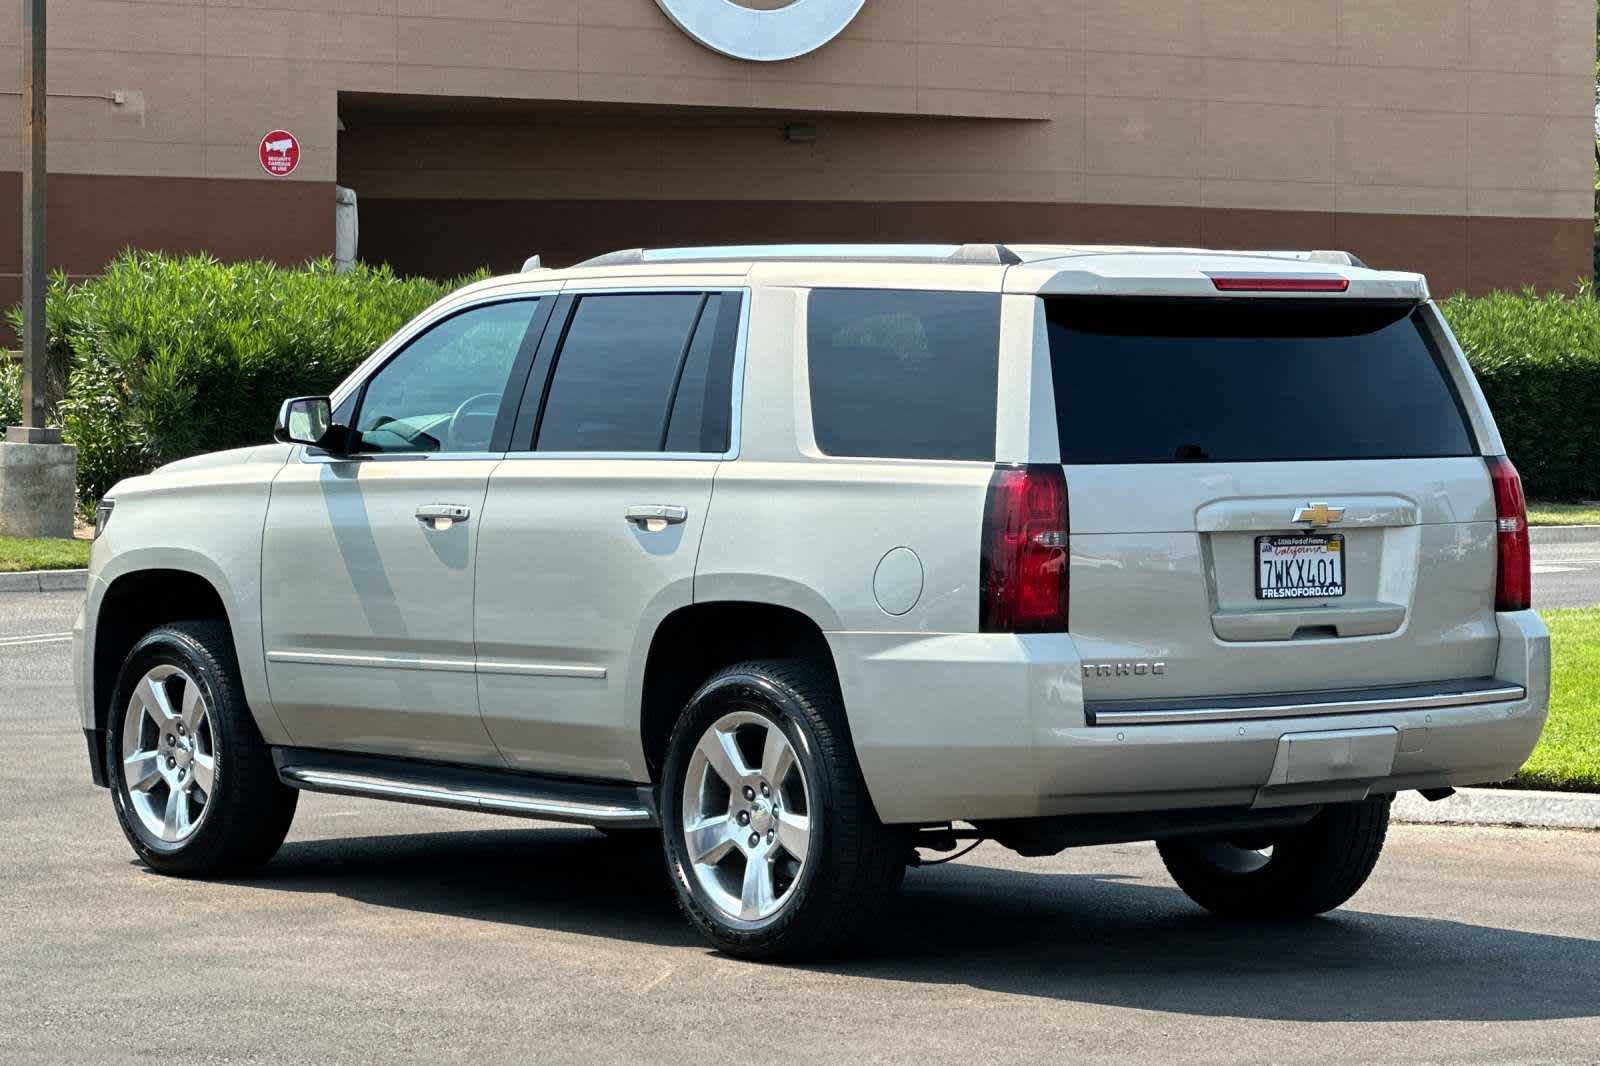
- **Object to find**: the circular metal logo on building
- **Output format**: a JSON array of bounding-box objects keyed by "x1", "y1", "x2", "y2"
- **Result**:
[{"x1": 655, "y1": 0, "x2": 866, "y2": 61}]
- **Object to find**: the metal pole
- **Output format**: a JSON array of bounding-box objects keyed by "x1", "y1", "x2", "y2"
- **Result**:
[{"x1": 14, "y1": 0, "x2": 51, "y2": 440}]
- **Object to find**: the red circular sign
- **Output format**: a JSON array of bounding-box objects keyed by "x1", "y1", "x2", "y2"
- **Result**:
[{"x1": 258, "y1": 129, "x2": 300, "y2": 177}]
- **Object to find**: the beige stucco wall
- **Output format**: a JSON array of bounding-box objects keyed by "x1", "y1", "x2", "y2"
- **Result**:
[{"x1": 1, "y1": 0, "x2": 1593, "y2": 221}]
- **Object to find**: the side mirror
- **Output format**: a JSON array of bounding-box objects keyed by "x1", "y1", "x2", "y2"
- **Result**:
[{"x1": 274, "y1": 396, "x2": 341, "y2": 451}]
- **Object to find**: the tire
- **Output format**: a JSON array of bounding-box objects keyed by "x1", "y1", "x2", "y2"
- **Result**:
[
  {"x1": 106, "y1": 620, "x2": 298, "y2": 877},
  {"x1": 660, "y1": 659, "x2": 905, "y2": 960},
  {"x1": 1157, "y1": 796, "x2": 1391, "y2": 919}
]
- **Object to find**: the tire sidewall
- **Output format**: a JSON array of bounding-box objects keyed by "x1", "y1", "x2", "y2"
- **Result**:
[
  {"x1": 661, "y1": 669, "x2": 837, "y2": 945},
  {"x1": 107, "y1": 629, "x2": 236, "y2": 863}
]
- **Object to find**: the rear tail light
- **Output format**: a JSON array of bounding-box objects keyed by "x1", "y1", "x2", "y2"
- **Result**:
[
  {"x1": 1486, "y1": 455, "x2": 1530, "y2": 611},
  {"x1": 980, "y1": 464, "x2": 1069, "y2": 633}
]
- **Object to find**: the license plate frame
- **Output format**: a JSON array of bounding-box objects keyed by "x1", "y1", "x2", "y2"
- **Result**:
[{"x1": 1255, "y1": 533, "x2": 1346, "y2": 601}]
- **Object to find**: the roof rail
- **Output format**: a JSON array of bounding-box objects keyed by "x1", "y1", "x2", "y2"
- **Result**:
[{"x1": 574, "y1": 243, "x2": 1022, "y2": 268}]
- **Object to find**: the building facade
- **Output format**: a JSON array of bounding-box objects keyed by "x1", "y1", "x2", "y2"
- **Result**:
[{"x1": 3, "y1": 0, "x2": 1595, "y2": 336}]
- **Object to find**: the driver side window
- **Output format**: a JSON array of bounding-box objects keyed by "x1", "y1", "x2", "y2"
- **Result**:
[{"x1": 352, "y1": 299, "x2": 540, "y2": 455}]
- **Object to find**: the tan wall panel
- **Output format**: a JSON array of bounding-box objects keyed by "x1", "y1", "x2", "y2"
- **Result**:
[
  {"x1": 204, "y1": 7, "x2": 398, "y2": 63},
  {"x1": 1193, "y1": 0, "x2": 1338, "y2": 63},
  {"x1": 1201, "y1": 102, "x2": 1334, "y2": 183},
  {"x1": 1470, "y1": 114, "x2": 1596, "y2": 193},
  {"x1": 396, "y1": 0, "x2": 576, "y2": 22},
  {"x1": 398, "y1": 16, "x2": 578, "y2": 72},
  {"x1": 1337, "y1": 109, "x2": 1467, "y2": 189},
  {"x1": 51, "y1": 1, "x2": 205, "y2": 56},
  {"x1": 1467, "y1": 0, "x2": 1594, "y2": 74},
  {"x1": 919, "y1": 0, "x2": 1081, "y2": 50},
  {"x1": 1085, "y1": 96, "x2": 1204, "y2": 178},
  {"x1": 1339, "y1": 0, "x2": 1468, "y2": 70},
  {"x1": 1201, "y1": 179, "x2": 1333, "y2": 213}
]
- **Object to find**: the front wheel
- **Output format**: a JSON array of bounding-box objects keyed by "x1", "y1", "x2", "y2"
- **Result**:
[
  {"x1": 1157, "y1": 796, "x2": 1391, "y2": 919},
  {"x1": 107, "y1": 621, "x2": 298, "y2": 876},
  {"x1": 660, "y1": 660, "x2": 904, "y2": 960}
]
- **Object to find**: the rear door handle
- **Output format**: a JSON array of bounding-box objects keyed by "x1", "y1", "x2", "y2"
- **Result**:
[
  {"x1": 416, "y1": 504, "x2": 471, "y2": 530},
  {"x1": 625, "y1": 505, "x2": 688, "y2": 530}
]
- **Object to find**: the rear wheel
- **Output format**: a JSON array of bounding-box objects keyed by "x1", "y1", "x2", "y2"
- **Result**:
[
  {"x1": 107, "y1": 621, "x2": 298, "y2": 876},
  {"x1": 660, "y1": 659, "x2": 904, "y2": 960},
  {"x1": 1157, "y1": 797, "x2": 1390, "y2": 919}
]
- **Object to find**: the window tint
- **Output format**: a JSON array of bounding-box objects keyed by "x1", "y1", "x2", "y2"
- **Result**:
[
  {"x1": 1046, "y1": 299, "x2": 1476, "y2": 464},
  {"x1": 536, "y1": 293, "x2": 709, "y2": 453},
  {"x1": 806, "y1": 289, "x2": 1000, "y2": 461},
  {"x1": 664, "y1": 292, "x2": 742, "y2": 454},
  {"x1": 353, "y1": 300, "x2": 538, "y2": 454}
]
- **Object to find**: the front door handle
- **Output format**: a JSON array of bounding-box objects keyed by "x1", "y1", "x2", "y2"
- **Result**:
[
  {"x1": 416, "y1": 504, "x2": 471, "y2": 530},
  {"x1": 625, "y1": 505, "x2": 688, "y2": 531}
]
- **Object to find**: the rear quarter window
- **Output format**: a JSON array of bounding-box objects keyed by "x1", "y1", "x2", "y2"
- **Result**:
[
  {"x1": 806, "y1": 289, "x2": 1000, "y2": 462},
  {"x1": 1045, "y1": 298, "x2": 1477, "y2": 464}
]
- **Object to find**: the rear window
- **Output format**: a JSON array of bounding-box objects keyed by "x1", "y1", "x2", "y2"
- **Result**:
[
  {"x1": 807, "y1": 289, "x2": 1000, "y2": 461},
  {"x1": 1046, "y1": 299, "x2": 1476, "y2": 464}
]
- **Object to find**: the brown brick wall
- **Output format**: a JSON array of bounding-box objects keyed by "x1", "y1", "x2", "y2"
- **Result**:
[
  {"x1": 353, "y1": 194, "x2": 1592, "y2": 299},
  {"x1": 1, "y1": 172, "x2": 333, "y2": 346}
]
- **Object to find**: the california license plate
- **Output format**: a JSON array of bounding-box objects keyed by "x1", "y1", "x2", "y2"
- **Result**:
[{"x1": 1256, "y1": 534, "x2": 1345, "y2": 600}]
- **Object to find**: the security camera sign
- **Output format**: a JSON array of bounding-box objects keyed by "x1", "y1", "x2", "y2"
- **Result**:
[{"x1": 258, "y1": 129, "x2": 300, "y2": 177}]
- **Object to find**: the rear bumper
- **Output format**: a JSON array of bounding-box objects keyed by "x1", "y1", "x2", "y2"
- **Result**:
[{"x1": 829, "y1": 610, "x2": 1550, "y2": 825}]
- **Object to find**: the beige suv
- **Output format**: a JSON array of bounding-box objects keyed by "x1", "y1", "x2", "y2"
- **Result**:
[{"x1": 75, "y1": 243, "x2": 1549, "y2": 959}]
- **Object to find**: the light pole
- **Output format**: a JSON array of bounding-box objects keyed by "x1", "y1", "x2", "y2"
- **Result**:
[
  {"x1": 1, "y1": 0, "x2": 74, "y2": 540},
  {"x1": 9, "y1": 0, "x2": 54, "y2": 445}
]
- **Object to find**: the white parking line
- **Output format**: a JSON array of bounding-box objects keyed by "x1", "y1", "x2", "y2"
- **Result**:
[
  {"x1": 0, "y1": 632, "x2": 72, "y2": 648},
  {"x1": 1533, "y1": 565, "x2": 1581, "y2": 574}
]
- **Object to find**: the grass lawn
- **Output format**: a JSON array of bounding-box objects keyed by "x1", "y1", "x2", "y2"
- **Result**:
[
  {"x1": 1526, "y1": 501, "x2": 1600, "y2": 526},
  {"x1": 1507, "y1": 608, "x2": 1600, "y2": 792},
  {"x1": 0, "y1": 536, "x2": 91, "y2": 573}
]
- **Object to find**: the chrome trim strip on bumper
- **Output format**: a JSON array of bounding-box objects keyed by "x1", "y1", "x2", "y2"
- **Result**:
[
  {"x1": 1087, "y1": 682, "x2": 1527, "y2": 727},
  {"x1": 277, "y1": 766, "x2": 652, "y2": 824}
]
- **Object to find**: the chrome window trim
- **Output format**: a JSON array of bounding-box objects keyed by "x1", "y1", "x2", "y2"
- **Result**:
[
  {"x1": 501, "y1": 284, "x2": 752, "y2": 463},
  {"x1": 298, "y1": 449, "x2": 504, "y2": 466}
]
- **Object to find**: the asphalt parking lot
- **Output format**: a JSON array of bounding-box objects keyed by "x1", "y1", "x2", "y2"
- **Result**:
[
  {"x1": 1531, "y1": 536, "x2": 1600, "y2": 609},
  {"x1": 5, "y1": 567, "x2": 1600, "y2": 1065}
]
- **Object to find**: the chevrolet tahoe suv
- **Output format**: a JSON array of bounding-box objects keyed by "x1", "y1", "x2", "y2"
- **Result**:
[{"x1": 75, "y1": 243, "x2": 1550, "y2": 959}]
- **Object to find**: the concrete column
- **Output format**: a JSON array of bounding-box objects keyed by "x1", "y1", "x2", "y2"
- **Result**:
[{"x1": 0, "y1": 437, "x2": 78, "y2": 538}]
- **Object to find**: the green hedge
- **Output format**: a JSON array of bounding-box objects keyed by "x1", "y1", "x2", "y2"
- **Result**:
[
  {"x1": 1441, "y1": 286, "x2": 1600, "y2": 500},
  {"x1": 7, "y1": 253, "x2": 1600, "y2": 504},
  {"x1": 0, "y1": 357, "x2": 19, "y2": 429},
  {"x1": 5, "y1": 252, "x2": 478, "y2": 504}
]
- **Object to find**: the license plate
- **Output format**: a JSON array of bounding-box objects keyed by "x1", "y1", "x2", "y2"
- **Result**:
[{"x1": 1256, "y1": 534, "x2": 1345, "y2": 600}]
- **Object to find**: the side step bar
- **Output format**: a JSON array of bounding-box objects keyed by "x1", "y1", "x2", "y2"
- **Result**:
[
  {"x1": 1087, "y1": 678, "x2": 1526, "y2": 727},
  {"x1": 271, "y1": 748, "x2": 657, "y2": 828}
]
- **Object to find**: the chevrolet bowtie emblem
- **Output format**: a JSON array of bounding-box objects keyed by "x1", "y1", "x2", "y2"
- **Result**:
[{"x1": 1293, "y1": 502, "x2": 1345, "y2": 526}]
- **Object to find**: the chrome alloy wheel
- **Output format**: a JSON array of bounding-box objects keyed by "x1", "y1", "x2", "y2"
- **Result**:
[
  {"x1": 681, "y1": 710, "x2": 812, "y2": 922},
  {"x1": 120, "y1": 665, "x2": 216, "y2": 844}
]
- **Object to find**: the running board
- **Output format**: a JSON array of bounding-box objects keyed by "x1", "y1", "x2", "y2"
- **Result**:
[{"x1": 271, "y1": 748, "x2": 657, "y2": 828}]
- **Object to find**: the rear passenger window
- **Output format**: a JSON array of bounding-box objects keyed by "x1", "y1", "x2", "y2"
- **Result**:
[
  {"x1": 807, "y1": 289, "x2": 1000, "y2": 462},
  {"x1": 535, "y1": 292, "x2": 740, "y2": 454}
]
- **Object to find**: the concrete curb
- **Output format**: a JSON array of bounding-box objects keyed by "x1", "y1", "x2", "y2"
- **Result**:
[
  {"x1": 1392, "y1": 787, "x2": 1600, "y2": 830},
  {"x1": 1530, "y1": 524, "x2": 1600, "y2": 545},
  {"x1": 0, "y1": 568, "x2": 88, "y2": 594}
]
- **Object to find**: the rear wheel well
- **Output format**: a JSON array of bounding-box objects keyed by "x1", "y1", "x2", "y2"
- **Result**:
[
  {"x1": 93, "y1": 569, "x2": 231, "y2": 754},
  {"x1": 640, "y1": 602, "x2": 839, "y2": 782}
]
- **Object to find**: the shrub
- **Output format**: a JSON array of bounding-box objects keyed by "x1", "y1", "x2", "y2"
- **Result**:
[
  {"x1": 0, "y1": 357, "x2": 18, "y2": 429},
  {"x1": 1440, "y1": 286, "x2": 1600, "y2": 500},
  {"x1": 6, "y1": 252, "x2": 478, "y2": 503}
]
